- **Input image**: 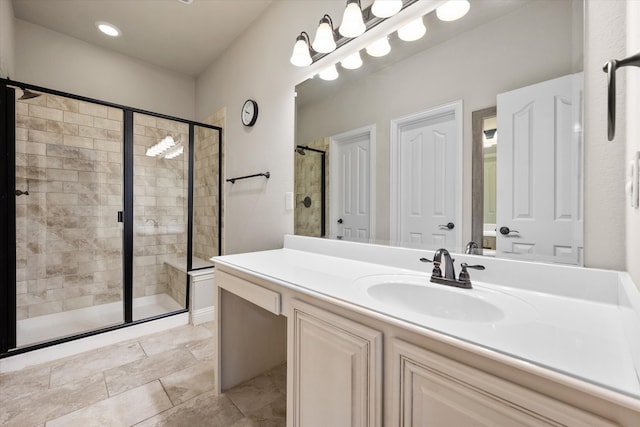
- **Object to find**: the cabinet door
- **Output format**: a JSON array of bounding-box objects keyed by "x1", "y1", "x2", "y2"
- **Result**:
[
  {"x1": 391, "y1": 339, "x2": 616, "y2": 427},
  {"x1": 291, "y1": 299, "x2": 382, "y2": 427}
]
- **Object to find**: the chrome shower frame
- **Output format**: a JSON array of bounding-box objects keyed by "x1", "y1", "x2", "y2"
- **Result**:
[{"x1": 0, "y1": 78, "x2": 223, "y2": 356}]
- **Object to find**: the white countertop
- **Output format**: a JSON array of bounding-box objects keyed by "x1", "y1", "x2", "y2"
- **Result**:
[{"x1": 213, "y1": 235, "x2": 640, "y2": 401}]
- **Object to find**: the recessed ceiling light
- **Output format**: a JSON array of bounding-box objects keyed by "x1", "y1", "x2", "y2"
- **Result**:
[
  {"x1": 177, "y1": 0, "x2": 193, "y2": 4},
  {"x1": 96, "y1": 21, "x2": 121, "y2": 37}
]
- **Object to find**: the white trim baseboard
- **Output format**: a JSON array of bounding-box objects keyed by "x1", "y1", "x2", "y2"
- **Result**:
[{"x1": 191, "y1": 306, "x2": 215, "y2": 325}]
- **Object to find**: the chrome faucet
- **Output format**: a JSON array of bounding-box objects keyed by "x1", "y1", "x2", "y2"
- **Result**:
[
  {"x1": 420, "y1": 248, "x2": 485, "y2": 289},
  {"x1": 465, "y1": 241, "x2": 480, "y2": 255},
  {"x1": 433, "y1": 248, "x2": 456, "y2": 281}
]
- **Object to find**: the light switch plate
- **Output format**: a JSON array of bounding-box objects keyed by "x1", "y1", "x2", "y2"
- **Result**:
[
  {"x1": 631, "y1": 151, "x2": 640, "y2": 209},
  {"x1": 629, "y1": 152, "x2": 640, "y2": 209},
  {"x1": 285, "y1": 192, "x2": 294, "y2": 210}
]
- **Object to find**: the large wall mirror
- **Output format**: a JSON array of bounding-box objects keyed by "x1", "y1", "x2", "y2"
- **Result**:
[{"x1": 295, "y1": 0, "x2": 584, "y2": 264}]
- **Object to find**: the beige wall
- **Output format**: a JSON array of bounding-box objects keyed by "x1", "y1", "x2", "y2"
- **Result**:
[
  {"x1": 627, "y1": 0, "x2": 640, "y2": 284},
  {"x1": 196, "y1": 1, "x2": 348, "y2": 254},
  {"x1": 0, "y1": 0, "x2": 15, "y2": 78},
  {"x1": 14, "y1": 19, "x2": 195, "y2": 120},
  {"x1": 584, "y1": 0, "x2": 627, "y2": 271}
]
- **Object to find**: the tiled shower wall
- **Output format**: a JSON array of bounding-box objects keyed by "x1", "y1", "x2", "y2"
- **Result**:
[
  {"x1": 294, "y1": 137, "x2": 329, "y2": 237},
  {"x1": 133, "y1": 114, "x2": 189, "y2": 303},
  {"x1": 15, "y1": 95, "x2": 124, "y2": 320},
  {"x1": 203, "y1": 107, "x2": 225, "y2": 255},
  {"x1": 193, "y1": 125, "x2": 220, "y2": 261}
]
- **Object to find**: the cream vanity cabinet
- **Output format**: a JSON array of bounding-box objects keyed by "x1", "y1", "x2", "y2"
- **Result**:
[
  {"x1": 390, "y1": 339, "x2": 615, "y2": 426},
  {"x1": 290, "y1": 299, "x2": 382, "y2": 427},
  {"x1": 214, "y1": 266, "x2": 639, "y2": 427}
]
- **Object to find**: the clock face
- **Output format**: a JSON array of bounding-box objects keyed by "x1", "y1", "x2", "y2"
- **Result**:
[{"x1": 241, "y1": 99, "x2": 258, "y2": 127}]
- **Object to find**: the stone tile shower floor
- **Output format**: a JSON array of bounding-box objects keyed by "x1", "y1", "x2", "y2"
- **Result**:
[{"x1": 0, "y1": 322, "x2": 286, "y2": 426}]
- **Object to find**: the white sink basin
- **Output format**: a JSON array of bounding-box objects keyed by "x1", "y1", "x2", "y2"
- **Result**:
[
  {"x1": 356, "y1": 274, "x2": 535, "y2": 323},
  {"x1": 367, "y1": 282, "x2": 504, "y2": 322}
]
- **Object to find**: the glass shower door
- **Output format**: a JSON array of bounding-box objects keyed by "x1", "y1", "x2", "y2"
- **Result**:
[
  {"x1": 14, "y1": 90, "x2": 124, "y2": 347},
  {"x1": 132, "y1": 112, "x2": 189, "y2": 320}
]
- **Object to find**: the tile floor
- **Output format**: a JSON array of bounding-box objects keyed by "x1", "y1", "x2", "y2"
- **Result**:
[{"x1": 0, "y1": 322, "x2": 286, "y2": 426}]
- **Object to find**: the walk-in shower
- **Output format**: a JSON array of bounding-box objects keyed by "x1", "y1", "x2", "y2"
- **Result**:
[
  {"x1": 0, "y1": 80, "x2": 222, "y2": 354},
  {"x1": 294, "y1": 144, "x2": 327, "y2": 237}
]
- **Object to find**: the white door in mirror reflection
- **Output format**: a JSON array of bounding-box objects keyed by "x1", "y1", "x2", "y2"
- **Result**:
[
  {"x1": 497, "y1": 73, "x2": 583, "y2": 265},
  {"x1": 391, "y1": 101, "x2": 462, "y2": 249},
  {"x1": 330, "y1": 126, "x2": 374, "y2": 239}
]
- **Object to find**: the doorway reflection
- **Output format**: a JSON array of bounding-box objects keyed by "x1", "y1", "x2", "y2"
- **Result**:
[{"x1": 482, "y1": 115, "x2": 497, "y2": 254}]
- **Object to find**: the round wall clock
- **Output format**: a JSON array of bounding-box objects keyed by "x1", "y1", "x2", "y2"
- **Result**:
[{"x1": 241, "y1": 99, "x2": 258, "y2": 127}]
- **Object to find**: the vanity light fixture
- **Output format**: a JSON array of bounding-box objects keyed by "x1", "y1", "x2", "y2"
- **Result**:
[
  {"x1": 290, "y1": 0, "x2": 470, "y2": 73},
  {"x1": 290, "y1": 32, "x2": 313, "y2": 67},
  {"x1": 341, "y1": 51, "x2": 363, "y2": 70},
  {"x1": 95, "y1": 21, "x2": 121, "y2": 37},
  {"x1": 371, "y1": 0, "x2": 403, "y2": 18},
  {"x1": 319, "y1": 64, "x2": 339, "y2": 81},
  {"x1": 397, "y1": 16, "x2": 426, "y2": 41},
  {"x1": 339, "y1": 0, "x2": 366, "y2": 38},
  {"x1": 436, "y1": 0, "x2": 470, "y2": 22},
  {"x1": 312, "y1": 15, "x2": 337, "y2": 54},
  {"x1": 366, "y1": 36, "x2": 391, "y2": 57},
  {"x1": 146, "y1": 135, "x2": 176, "y2": 157}
]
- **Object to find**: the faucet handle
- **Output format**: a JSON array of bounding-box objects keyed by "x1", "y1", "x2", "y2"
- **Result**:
[
  {"x1": 420, "y1": 257, "x2": 442, "y2": 278},
  {"x1": 460, "y1": 263, "x2": 485, "y2": 270},
  {"x1": 458, "y1": 263, "x2": 485, "y2": 284}
]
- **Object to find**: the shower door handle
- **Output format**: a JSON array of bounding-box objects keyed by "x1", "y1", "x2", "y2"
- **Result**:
[{"x1": 117, "y1": 211, "x2": 123, "y2": 223}]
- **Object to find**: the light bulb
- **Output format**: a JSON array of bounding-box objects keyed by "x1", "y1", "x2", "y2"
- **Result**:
[
  {"x1": 96, "y1": 21, "x2": 121, "y2": 37},
  {"x1": 436, "y1": 0, "x2": 470, "y2": 22},
  {"x1": 339, "y1": 1, "x2": 366, "y2": 38},
  {"x1": 341, "y1": 51, "x2": 363, "y2": 70},
  {"x1": 290, "y1": 34, "x2": 312, "y2": 67},
  {"x1": 319, "y1": 65, "x2": 339, "y2": 81},
  {"x1": 312, "y1": 15, "x2": 336, "y2": 53},
  {"x1": 371, "y1": 0, "x2": 402, "y2": 18},
  {"x1": 366, "y1": 37, "x2": 391, "y2": 57},
  {"x1": 398, "y1": 17, "x2": 426, "y2": 42}
]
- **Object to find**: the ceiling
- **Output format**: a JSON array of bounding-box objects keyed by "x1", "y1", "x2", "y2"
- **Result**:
[{"x1": 12, "y1": 0, "x2": 273, "y2": 77}]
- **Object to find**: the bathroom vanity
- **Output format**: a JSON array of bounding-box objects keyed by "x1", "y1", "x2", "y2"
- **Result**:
[{"x1": 213, "y1": 235, "x2": 640, "y2": 426}]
